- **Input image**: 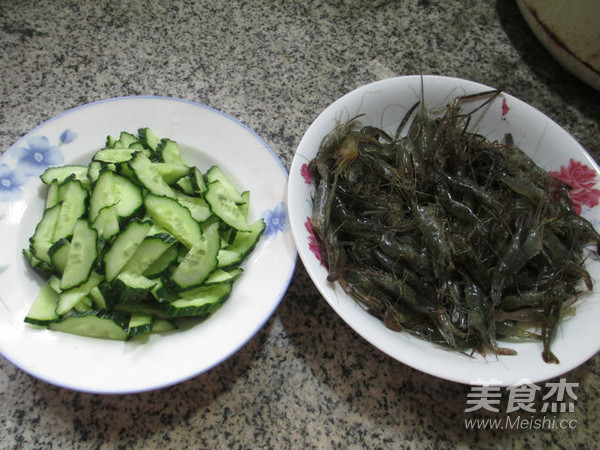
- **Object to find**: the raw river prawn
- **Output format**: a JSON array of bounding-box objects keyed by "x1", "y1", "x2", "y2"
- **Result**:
[{"x1": 308, "y1": 89, "x2": 599, "y2": 363}]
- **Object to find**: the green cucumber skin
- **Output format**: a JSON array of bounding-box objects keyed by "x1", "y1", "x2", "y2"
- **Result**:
[
  {"x1": 157, "y1": 138, "x2": 185, "y2": 165},
  {"x1": 137, "y1": 127, "x2": 160, "y2": 151},
  {"x1": 166, "y1": 283, "x2": 232, "y2": 317},
  {"x1": 205, "y1": 180, "x2": 250, "y2": 232},
  {"x1": 172, "y1": 222, "x2": 220, "y2": 289},
  {"x1": 143, "y1": 245, "x2": 180, "y2": 278},
  {"x1": 121, "y1": 235, "x2": 177, "y2": 275},
  {"x1": 205, "y1": 166, "x2": 244, "y2": 204},
  {"x1": 55, "y1": 271, "x2": 104, "y2": 316},
  {"x1": 129, "y1": 152, "x2": 176, "y2": 199},
  {"x1": 89, "y1": 170, "x2": 143, "y2": 225},
  {"x1": 144, "y1": 194, "x2": 203, "y2": 250},
  {"x1": 40, "y1": 165, "x2": 89, "y2": 186},
  {"x1": 29, "y1": 203, "x2": 62, "y2": 265},
  {"x1": 105, "y1": 273, "x2": 159, "y2": 304},
  {"x1": 53, "y1": 180, "x2": 89, "y2": 242},
  {"x1": 60, "y1": 220, "x2": 98, "y2": 291},
  {"x1": 103, "y1": 219, "x2": 152, "y2": 282},
  {"x1": 48, "y1": 311, "x2": 129, "y2": 341},
  {"x1": 24, "y1": 281, "x2": 60, "y2": 326}
]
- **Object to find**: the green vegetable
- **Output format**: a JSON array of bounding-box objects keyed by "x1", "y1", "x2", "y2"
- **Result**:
[{"x1": 24, "y1": 128, "x2": 264, "y2": 341}]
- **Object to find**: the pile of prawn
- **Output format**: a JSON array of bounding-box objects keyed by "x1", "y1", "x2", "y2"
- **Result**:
[{"x1": 308, "y1": 89, "x2": 600, "y2": 363}]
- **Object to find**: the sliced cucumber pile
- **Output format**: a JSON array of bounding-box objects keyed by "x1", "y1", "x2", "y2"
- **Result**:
[{"x1": 23, "y1": 128, "x2": 265, "y2": 341}]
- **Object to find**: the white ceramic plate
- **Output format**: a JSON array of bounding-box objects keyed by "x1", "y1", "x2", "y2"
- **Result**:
[
  {"x1": 0, "y1": 96, "x2": 296, "y2": 394},
  {"x1": 288, "y1": 75, "x2": 600, "y2": 386}
]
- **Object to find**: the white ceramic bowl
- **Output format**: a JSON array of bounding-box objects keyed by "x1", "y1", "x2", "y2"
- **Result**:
[
  {"x1": 0, "y1": 96, "x2": 297, "y2": 393},
  {"x1": 288, "y1": 75, "x2": 600, "y2": 386},
  {"x1": 517, "y1": 0, "x2": 600, "y2": 92}
]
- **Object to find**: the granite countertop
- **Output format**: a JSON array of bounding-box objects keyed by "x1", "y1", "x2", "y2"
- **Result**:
[{"x1": 1, "y1": 1, "x2": 600, "y2": 448}]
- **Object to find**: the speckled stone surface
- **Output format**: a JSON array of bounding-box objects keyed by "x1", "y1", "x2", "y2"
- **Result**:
[{"x1": 1, "y1": 1, "x2": 600, "y2": 448}]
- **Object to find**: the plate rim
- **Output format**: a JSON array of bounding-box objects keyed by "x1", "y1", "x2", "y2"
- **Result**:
[{"x1": 2, "y1": 95, "x2": 289, "y2": 176}]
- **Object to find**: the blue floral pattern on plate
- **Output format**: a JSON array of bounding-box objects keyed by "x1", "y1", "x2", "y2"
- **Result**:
[
  {"x1": 262, "y1": 202, "x2": 290, "y2": 239},
  {"x1": 11, "y1": 136, "x2": 65, "y2": 177},
  {"x1": 0, "y1": 164, "x2": 28, "y2": 202},
  {"x1": 0, "y1": 129, "x2": 76, "y2": 202}
]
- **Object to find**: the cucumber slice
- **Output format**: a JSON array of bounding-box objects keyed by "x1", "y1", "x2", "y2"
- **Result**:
[
  {"x1": 49, "y1": 310, "x2": 129, "y2": 341},
  {"x1": 121, "y1": 233, "x2": 176, "y2": 274},
  {"x1": 129, "y1": 152, "x2": 176, "y2": 198},
  {"x1": 60, "y1": 220, "x2": 98, "y2": 290},
  {"x1": 137, "y1": 127, "x2": 160, "y2": 151},
  {"x1": 74, "y1": 296, "x2": 94, "y2": 313},
  {"x1": 48, "y1": 275, "x2": 62, "y2": 294},
  {"x1": 175, "y1": 174, "x2": 195, "y2": 195},
  {"x1": 216, "y1": 220, "x2": 264, "y2": 267},
  {"x1": 204, "y1": 268, "x2": 243, "y2": 285},
  {"x1": 119, "y1": 131, "x2": 139, "y2": 148},
  {"x1": 103, "y1": 219, "x2": 152, "y2": 282},
  {"x1": 239, "y1": 190, "x2": 250, "y2": 218},
  {"x1": 157, "y1": 138, "x2": 185, "y2": 165},
  {"x1": 111, "y1": 173, "x2": 143, "y2": 219},
  {"x1": 22, "y1": 249, "x2": 54, "y2": 275},
  {"x1": 93, "y1": 148, "x2": 143, "y2": 164},
  {"x1": 88, "y1": 286, "x2": 109, "y2": 310},
  {"x1": 48, "y1": 238, "x2": 70, "y2": 275},
  {"x1": 56, "y1": 271, "x2": 104, "y2": 315},
  {"x1": 24, "y1": 281, "x2": 60, "y2": 326},
  {"x1": 144, "y1": 194, "x2": 202, "y2": 249},
  {"x1": 40, "y1": 165, "x2": 89, "y2": 186},
  {"x1": 205, "y1": 180, "x2": 250, "y2": 232},
  {"x1": 45, "y1": 181, "x2": 60, "y2": 210},
  {"x1": 89, "y1": 170, "x2": 117, "y2": 221},
  {"x1": 90, "y1": 170, "x2": 143, "y2": 224},
  {"x1": 53, "y1": 180, "x2": 88, "y2": 241},
  {"x1": 29, "y1": 202, "x2": 62, "y2": 264},
  {"x1": 205, "y1": 165, "x2": 244, "y2": 204},
  {"x1": 172, "y1": 222, "x2": 220, "y2": 289},
  {"x1": 167, "y1": 283, "x2": 232, "y2": 317},
  {"x1": 175, "y1": 192, "x2": 212, "y2": 222},
  {"x1": 92, "y1": 204, "x2": 121, "y2": 240},
  {"x1": 109, "y1": 272, "x2": 158, "y2": 303},
  {"x1": 127, "y1": 313, "x2": 154, "y2": 337},
  {"x1": 106, "y1": 134, "x2": 118, "y2": 148},
  {"x1": 228, "y1": 219, "x2": 266, "y2": 255},
  {"x1": 87, "y1": 161, "x2": 102, "y2": 184},
  {"x1": 143, "y1": 245, "x2": 180, "y2": 277},
  {"x1": 154, "y1": 162, "x2": 190, "y2": 184},
  {"x1": 216, "y1": 249, "x2": 243, "y2": 268}
]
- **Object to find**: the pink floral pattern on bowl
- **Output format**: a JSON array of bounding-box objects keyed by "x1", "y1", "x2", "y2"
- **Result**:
[
  {"x1": 550, "y1": 158, "x2": 600, "y2": 214},
  {"x1": 304, "y1": 217, "x2": 324, "y2": 266},
  {"x1": 301, "y1": 163, "x2": 312, "y2": 184}
]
